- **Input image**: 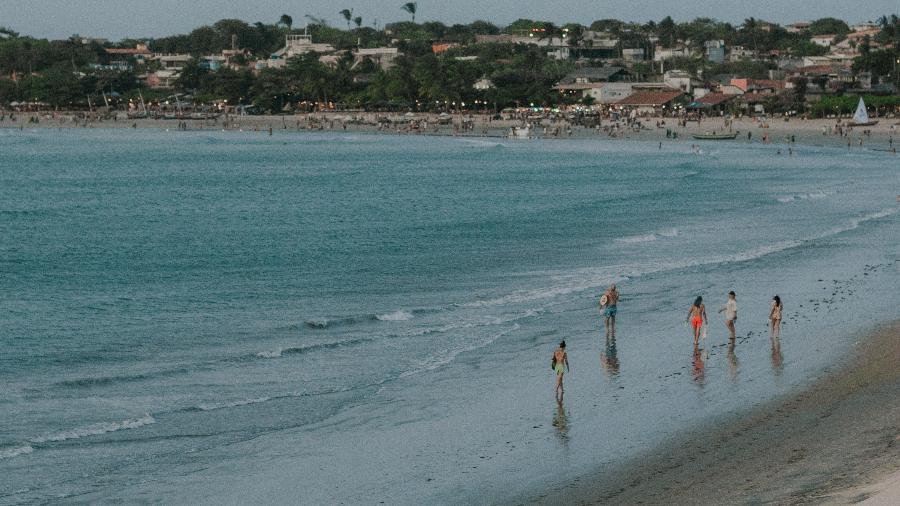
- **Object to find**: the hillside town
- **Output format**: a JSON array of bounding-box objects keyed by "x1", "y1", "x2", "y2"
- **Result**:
[{"x1": 1, "y1": 10, "x2": 899, "y2": 121}]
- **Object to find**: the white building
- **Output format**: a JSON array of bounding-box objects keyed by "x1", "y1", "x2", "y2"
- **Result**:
[
  {"x1": 353, "y1": 47, "x2": 400, "y2": 70},
  {"x1": 811, "y1": 35, "x2": 836, "y2": 47}
]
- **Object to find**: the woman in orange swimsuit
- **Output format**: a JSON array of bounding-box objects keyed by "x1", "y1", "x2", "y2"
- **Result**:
[{"x1": 686, "y1": 296, "x2": 708, "y2": 345}]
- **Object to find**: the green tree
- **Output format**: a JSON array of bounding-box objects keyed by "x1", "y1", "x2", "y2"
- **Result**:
[
  {"x1": 340, "y1": 9, "x2": 354, "y2": 30},
  {"x1": 808, "y1": 17, "x2": 850, "y2": 36},
  {"x1": 401, "y1": 2, "x2": 417, "y2": 23},
  {"x1": 279, "y1": 14, "x2": 293, "y2": 30}
]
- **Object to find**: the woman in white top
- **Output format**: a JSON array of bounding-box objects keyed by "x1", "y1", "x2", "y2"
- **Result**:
[{"x1": 718, "y1": 291, "x2": 737, "y2": 341}]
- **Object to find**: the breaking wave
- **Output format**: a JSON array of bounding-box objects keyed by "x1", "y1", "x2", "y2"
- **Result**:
[{"x1": 30, "y1": 414, "x2": 155, "y2": 444}]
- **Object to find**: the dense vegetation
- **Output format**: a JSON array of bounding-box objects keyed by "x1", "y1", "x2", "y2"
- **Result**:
[{"x1": 0, "y1": 14, "x2": 897, "y2": 112}]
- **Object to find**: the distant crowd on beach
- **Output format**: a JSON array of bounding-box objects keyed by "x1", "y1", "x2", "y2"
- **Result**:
[{"x1": 552, "y1": 284, "x2": 784, "y2": 400}]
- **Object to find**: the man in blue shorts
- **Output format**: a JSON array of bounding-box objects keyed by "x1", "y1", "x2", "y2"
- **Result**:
[{"x1": 600, "y1": 284, "x2": 619, "y2": 338}]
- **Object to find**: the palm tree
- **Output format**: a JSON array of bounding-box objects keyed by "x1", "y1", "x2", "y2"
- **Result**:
[
  {"x1": 340, "y1": 9, "x2": 353, "y2": 30},
  {"x1": 401, "y1": 2, "x2": 417, "y2": 23},
  {"x1": 354, "y1": 16, "x2": 363, "y2": 29},
  {"x1": 279, "y1": 14, "x2": 293, "y2": 30},
  {"x1": 743, "y1": 17, "x2": 759, "y2": 53}
]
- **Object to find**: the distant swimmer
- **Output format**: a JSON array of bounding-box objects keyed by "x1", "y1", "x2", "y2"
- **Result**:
[
  {"x1": 686, "y1": 296, "x2": 708, "y2": 345},
  {"x1": 552, "y1": 341, "x2": 570, "y2": 400},
  {"x1": 718, "y1": 291, "x2": 737, "y2": 341},
  {"x1": 600, "y1": 284, "x2": 620, "y2": 338},
  {"x1": 769, "y1": 295, "x2": 783, "y2": 338}
]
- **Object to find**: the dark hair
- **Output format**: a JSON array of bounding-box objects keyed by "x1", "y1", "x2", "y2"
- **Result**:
[
  {"x1": 729, "y1": 291, "x2": 735, "y2": 296},
  {"x1": 559, "y1": 340, "x2": 566, "y2": 348},
  {"x1": 693, "y1": 296, "x2": 703, "y2": 307},
  {"x1": 773, "y1": 295, "x2": 781, "y2": 307}
]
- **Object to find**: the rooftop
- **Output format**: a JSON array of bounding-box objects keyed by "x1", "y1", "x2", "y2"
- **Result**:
[{"x1": 616, "y1": 89, "x2": 683, "y2": 106}]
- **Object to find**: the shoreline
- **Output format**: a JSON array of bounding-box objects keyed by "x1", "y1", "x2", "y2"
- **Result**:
[
  {"x1": 525, "y1": 320, "x2": 900, "y2": 505},
  {"x1": 2, "y1": 112, "x2": 898, "y2": 153}
]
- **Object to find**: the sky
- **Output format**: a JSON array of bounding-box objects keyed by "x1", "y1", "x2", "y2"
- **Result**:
[{"x1": 1, "y1": 0, "x2": 896, "y2": 40}]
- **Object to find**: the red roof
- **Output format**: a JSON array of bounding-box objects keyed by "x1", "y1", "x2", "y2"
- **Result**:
[
  {"x1": 696, "y1": 93, "x2": 738, "y2": 106},
  {"x1": 795, "y1": 64, "x2": 848, "y2": 75},
  {"x1": 616, "y1": 89, "x2": 683, "y2": 106}
]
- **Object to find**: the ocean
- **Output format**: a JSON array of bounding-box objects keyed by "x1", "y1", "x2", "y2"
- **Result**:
[{"x1": 1, "y1": 128, "x2": 898, "y2": 504}]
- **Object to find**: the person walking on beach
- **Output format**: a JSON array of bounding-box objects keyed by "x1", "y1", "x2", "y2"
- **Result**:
[
  {"x1": 552, "y1": 341, "x2": 570, "y2": 400},
  {"x1": 718, "y1": 291, "x2": 737, "y2": 341},
  {"x1": 769, "y1": 295, "x2": 783, "y2": 338},
  {"x1": 600, "y1": 284, "x2": 620, "y2": 338},
  {"x1": 686, "y1": 296, "x2": 708, "y2": 345}
]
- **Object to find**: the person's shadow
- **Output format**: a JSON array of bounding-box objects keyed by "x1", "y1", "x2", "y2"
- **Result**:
[
  {"x1": 692, "y1": 343, "x2": 706, "y2": 387},
  {"x1": 727, "y1": 341, "x2": 740, "y2": 382},
  {"x1": 600, "y1": 336, "x2": 620, "y2": 377},
  {"x1": 770, "y1": 336, "x2": 784, "y2": 376},
  {"x1": 552, "y1": 398, "x2": 569, "y2": 444}
]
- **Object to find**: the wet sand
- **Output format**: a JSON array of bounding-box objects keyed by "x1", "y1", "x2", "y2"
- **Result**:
[{"x1": 526, "y1": 321, "x2": 900, "y2": 505}]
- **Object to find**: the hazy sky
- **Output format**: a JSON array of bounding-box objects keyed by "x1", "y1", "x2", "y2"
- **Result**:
[{"x1": 1, "y1": 0, "x2": 896, "y2": 40}]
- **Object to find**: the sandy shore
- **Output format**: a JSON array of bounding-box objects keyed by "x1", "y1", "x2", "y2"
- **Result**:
[
  {"x1": 3, "y1": 111, "x2": 898, "y2": 152},
  {"x1": 520, "y1": 321, "x2": 900, "y2": 505}
]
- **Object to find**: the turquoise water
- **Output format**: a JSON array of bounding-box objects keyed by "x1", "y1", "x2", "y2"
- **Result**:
[{"x1": 1, "y1": 129, "x2": 899, "y2": 504}]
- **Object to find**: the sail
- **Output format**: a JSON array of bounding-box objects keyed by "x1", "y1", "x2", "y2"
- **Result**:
[{"x1": 853, "y1": 97, "x2": 869, "y2": 124}]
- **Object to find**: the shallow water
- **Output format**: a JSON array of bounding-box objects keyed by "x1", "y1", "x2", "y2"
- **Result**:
[{"x1": 1, "y1": 129, "x2": 898, "y2": 504}]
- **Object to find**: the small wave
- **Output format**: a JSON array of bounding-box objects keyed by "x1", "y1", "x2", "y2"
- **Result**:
[
  {"x1": 256, "y1": 337, "x2": 373, "y2": 359},
  {"x1": 0, "y1": 445, "x2": 33, "y2": 460},
  {"x1": 54, "y1": 366, "x2": 193, "y2": 389},
  {"x1": 376, "y1": 310, "x2": 414, "y2": 322},
  {"x1": 616, "y1": 228, "x2": 679, "y2": 244},
  {"x1": 30, "y1": 414, "x2": 155, "y2": 444},
  {"x1": 459, "y1": 139, "x2": 505, "y2": 149},
  {"x1": 196, "y1": 397, "x2": 270, "y2": 412},
  {"x1": 399, "y1": 324, "x2": 520, "y2": 379},
  {"x1": 776, "y1": 191, "x2": 832, "y2": 203},
  {"x1": 304, "y1": 314, "x2": 377, "y2": 329}
]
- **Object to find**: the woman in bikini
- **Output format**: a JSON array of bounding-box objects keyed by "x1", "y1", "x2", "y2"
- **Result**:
[
  {"x1": 552, "y1": 341, "x2": 569, "y2": 400},
  {"x1": 686, "y1": 296, "x2": 707, "y2": 345},
  {"x1": 769, "y1": 295, "x2": 783, "y2": 338}
]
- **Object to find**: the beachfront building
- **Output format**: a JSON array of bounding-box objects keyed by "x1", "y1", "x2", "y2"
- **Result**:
[
  {"x1": 614, "y1": 88, "x2": 685, "y2": 115},
  {"x1": 686, "y1": 93, "x2": 739, "y2": 115},
  {"x1": 553, "y1": 67, "x2": 633, "y2": 101}
]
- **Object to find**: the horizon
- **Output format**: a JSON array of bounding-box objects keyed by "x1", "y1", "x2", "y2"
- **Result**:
[{"x1": 0, "y1": 0, "x2": 896, "y2": 41}]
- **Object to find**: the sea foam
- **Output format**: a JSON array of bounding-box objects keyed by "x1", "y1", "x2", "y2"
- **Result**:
[{"x1": 30, "y1": 414, "x2": 155, "y2": 444}]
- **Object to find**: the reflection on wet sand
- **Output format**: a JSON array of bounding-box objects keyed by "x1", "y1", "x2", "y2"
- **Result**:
[
  {"x1": 600, "y1": 336, "x2": 620, "y2": 377},
  {"x1": 692, "y1": 344, "x2": 706, "y2": 386},
  {"x1": 770, "y1": 336, "x2": 784, "y2": 375},
  {"x1": 727, "y1": 341, "x2": 740, "y2": 382},
  {"x1": 552, "y1": 398, "x2": 569, "y2": 443}
]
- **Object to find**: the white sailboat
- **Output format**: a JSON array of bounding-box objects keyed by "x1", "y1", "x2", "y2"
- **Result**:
[{"x1": 849, "y1": 97, "x2": 878, "y2": 127}]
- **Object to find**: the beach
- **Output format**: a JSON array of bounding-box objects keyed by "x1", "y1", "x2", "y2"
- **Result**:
[
  {"x1": 537, "y1": 321, "x2": 900, "y2": 505},
  {"x1": 1, "y1": 128, "x2": 898, "y2": 505},
  {"x1": 4, "y1": 110, "x2": 899, "y2": 153}
]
